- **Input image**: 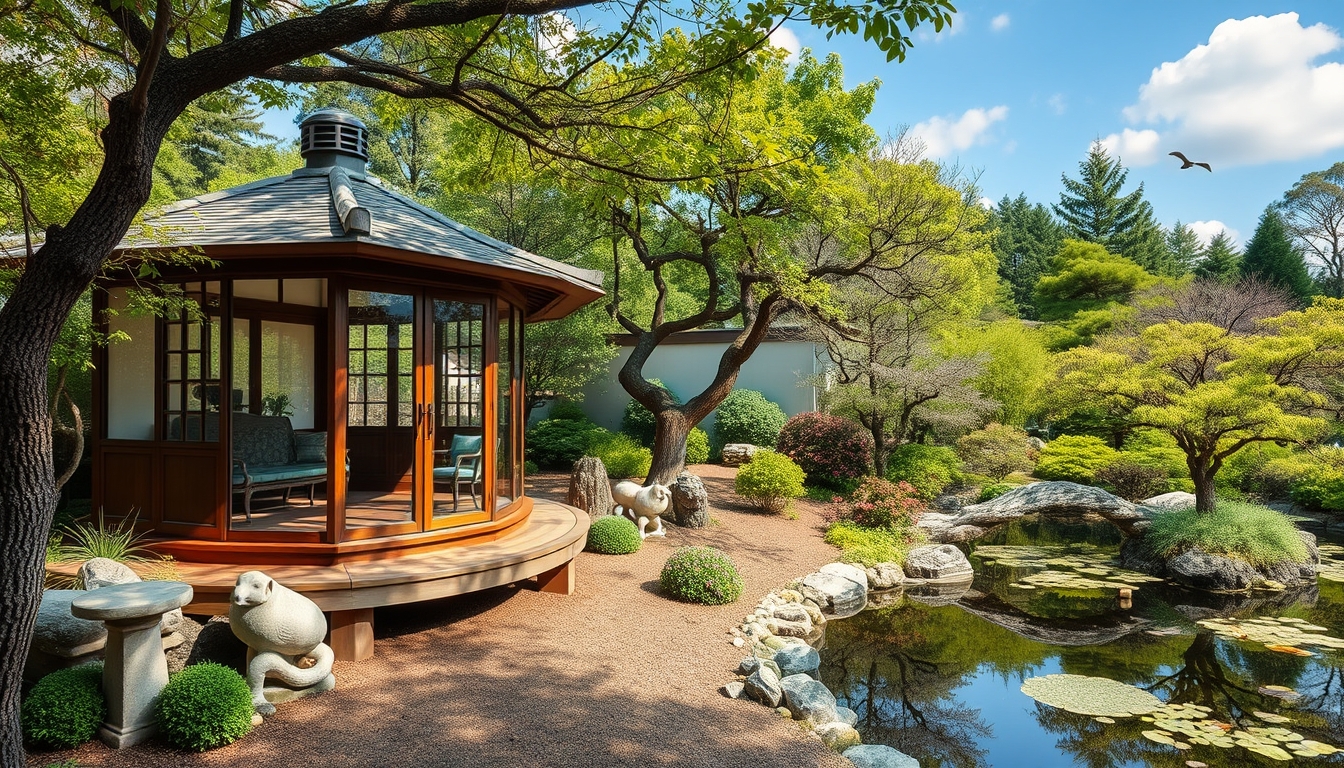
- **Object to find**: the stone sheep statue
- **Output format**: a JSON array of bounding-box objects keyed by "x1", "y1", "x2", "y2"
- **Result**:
[
  {"x1": 612, "y1": 480, "x2": 671, "y2": 539},
  {"x1": 229, "y1": 571, "x2": 335, "y2": 716}
]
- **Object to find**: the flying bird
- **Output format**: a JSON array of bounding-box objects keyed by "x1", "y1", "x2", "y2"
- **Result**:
[{"x1": 1169, "y1": 151, "x2": 1212, "y2": 172}]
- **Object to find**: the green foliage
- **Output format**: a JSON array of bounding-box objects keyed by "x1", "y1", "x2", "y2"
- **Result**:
[
  {"x1": 1218, "y1": 442, "x2": 1297, "y2": 498},
  {"x1": 1053, "y1": 141, "x2": 1168, "y2": 273},
  {"x1": 1287, "y1": 451, "x2": 1344, "y2": 511},
  {"x1": 1143, "y1": 501, "x2": 1309, "y2": 568},
  {"x1": 1035, "y1": 239, "x2": 1155, "y2": 321},
  {"x1": 956, "y1": 423, "x2": 1036, "y2": 481},
  {"x1": 1278, "y1": 160, "x2": 1344, "y2": 299},
  {"x1": 155, "y1": 663, "x2": 254, "y2": 752},
  {"x1": 525, "y1": 418, "x2": 606, "y2": 470},
  {"x1": 775, "y1": 412, "x2": 873, "y2": 487},
  {"x1": 990, "y1": 193, "x2": 1064, "y2": 319},
  {"x1": 590, "y1": 432, "x2": 653, "y2": 479},
  {"x1": 885, "y1": 444, "x2": 960, "y2": 500},
  {"x1": 523, "y1": 460, "x2": 540, "y2": 475},
  {"x1": 978, "y1": 482, "x2": 1017, "y2": 502},
  {"x1": 827, "y1": 477, "x2": 923, "y2": 528},
  {"x1": 546, "y1": 401, "x2": 590, "y2": 422},
  {"x1": 1193, "y1": 231, "x2": 1241, "y2": 282},
  {"x1": 522, "y1": 306, "x2": 618, "y2": 419},
  {"x1": 50, "y1": 511, "x2": 172, "y2": 586},
  {"x1": 585, "y1": 515, "x2": 642, "y2": 554},
  {"x1": 713, "y1": 389, "x2": 787, "y2": 451},
  {"x1": 946, "y1": 321, "x2": 1052, "y2": 426},
  {"x1": 621, "y1": 379, "x2": 680, "y2": 448},
  {"x1": 660, "y1": 547, "x2": 743, "y2": 605},
  {"x1": 1240, "y1": 208, "x2": 1314, "y2": 304},
  {"x1": 823, "y1": 521, "x2": 922, "y2": 567},
  {"x1": 21, "y1": 664, "x2": 105, "y2": 750},
  {"x1": 734, "y1": 450, "x2": 806, "y2": 513},
  {"x1": 1034, "y1": 435, "x2": 1119, "y2": 484},
  {"x1": 1116, "y1": 429, "x2": 1191, "y2": 493},
  {"x1": 685, "y1": 427, "x2": 711, "y2": 465},
  {"x1": 1096, "y1": 461, "x2": 1169, "y2": 502},
  {"x1": 1165, "y1": 222, "x2": 1202, "y2": 277}
]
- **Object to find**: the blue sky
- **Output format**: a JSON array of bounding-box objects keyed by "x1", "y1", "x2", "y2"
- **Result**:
[{"x1": 265, "y1": 1, "x2": 1344, "y2": 248}]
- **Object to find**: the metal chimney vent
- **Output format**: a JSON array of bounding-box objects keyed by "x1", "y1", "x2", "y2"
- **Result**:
[{"x1": 299, "y1": 108, "x2": 369, "y2": 171}]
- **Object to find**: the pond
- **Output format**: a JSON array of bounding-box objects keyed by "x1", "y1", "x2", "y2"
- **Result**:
[{"x1": 818, "y1": 517, "x2": 1344, "y2": 768}]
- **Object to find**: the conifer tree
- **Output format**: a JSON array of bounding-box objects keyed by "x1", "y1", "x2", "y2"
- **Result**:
[
  {"x1": 1054, "y1": 141, "x2": 1169, "y2": 273},
  {"x1": 1194, "y1": 231, "x2": 1241, "y2": 282},
  {"x1": 1166, "y1": 222, "x2": 1202, "y2": 277},
  {"x1": 990, "y1": 193, "x2": 1063, "y2": 319},
  {"x1": 1241, "y1": 208, "x2": 1315, "y2": 304}
]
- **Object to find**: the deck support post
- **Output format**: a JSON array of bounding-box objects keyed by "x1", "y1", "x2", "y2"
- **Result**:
[
  {"x1": 329, "y1": 608, "x2": 374, "y2": 661},
  {"x1": 536, "y1": 558, "x2": 576, "y2": 595}
]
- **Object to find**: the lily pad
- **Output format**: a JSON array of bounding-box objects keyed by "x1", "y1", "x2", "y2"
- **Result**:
[
  {"x1": 1021, "y1": 674, "x2": 1162, "y2": 717},
  {"x1": 1144, "y1": 730, "x2": 1177, "y2": 745}
]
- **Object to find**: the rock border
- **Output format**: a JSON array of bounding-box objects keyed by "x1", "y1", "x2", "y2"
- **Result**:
[{"x1": 719, "y1": 561, "x2": 922, "y2": 767}]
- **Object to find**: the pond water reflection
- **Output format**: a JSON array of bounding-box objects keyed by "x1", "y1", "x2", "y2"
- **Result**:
[{"x1": 818, "y1": 518, "x2": 1344, "y2": 768}]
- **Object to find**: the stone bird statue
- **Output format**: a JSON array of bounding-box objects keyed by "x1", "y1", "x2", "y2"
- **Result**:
[{"x1": 1169, "y1": 151, "x2": 1211, "y2": 172}]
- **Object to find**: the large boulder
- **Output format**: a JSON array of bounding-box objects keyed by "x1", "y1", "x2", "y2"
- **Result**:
[
  {"x1": 31, "y1": 590, "x2": 107, "y2": 657},
  {"x1": 798, "y1": 569, "x2": 867, "y2": 618},
  {"x1": 779, "y1": 674, "x2": 839, "y2": 725},
  {"x1": 720, "y1": 444, "x2": 759, "y2": 467},
  {"x1": 773, "y1": 642, "x2": 821, "y2": 677},
  {"x1": 79, "y1": 557, "x2": 140, "y2": 590},
  {"x1": 1168, "y1": 549, "x2": 1260, "y2": 592},
  {"x1": 670, "y1": 471, "x2": 710, "y2": 528},
  {"x1": 1140, "y1": 491, "x2": 1196, "y2": 511},
  {"x1": 919, "y1": 481, "x2": 1149, "y2": 543},
  {"x1": 744, "y1": 665, "x2": 783, "y2": 707},
  {"x1": 844, "y1": 744, "x2": 921, "y2": 768},
  {"x1": 903, "y1": 544, "x2": 973, "y2": 582},
  {"x1": 567, "y1": 457, "x2": 614, "y2": 516}
]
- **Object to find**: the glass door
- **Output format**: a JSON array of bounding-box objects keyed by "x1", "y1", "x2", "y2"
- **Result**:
[{"x1": 428, "y1": 297, "x2": 491, "y2": 527}]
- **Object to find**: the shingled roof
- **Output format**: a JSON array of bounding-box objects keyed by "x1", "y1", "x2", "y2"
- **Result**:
[{"x1": 114, "y1": 165, "x2": 603, "y2": 320}]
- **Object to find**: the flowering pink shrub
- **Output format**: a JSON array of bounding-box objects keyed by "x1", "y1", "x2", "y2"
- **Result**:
[
  {"x1": 825, "y1": 477, "x2": 924, "y2": 529},
  {"x1": 776, "y1": 412, "x2": 873, "y2": 487}
]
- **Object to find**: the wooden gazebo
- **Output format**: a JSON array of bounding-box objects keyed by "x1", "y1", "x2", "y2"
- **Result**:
[{"x1": 85, "y1": 109, "x2": 599, "y2": 658}]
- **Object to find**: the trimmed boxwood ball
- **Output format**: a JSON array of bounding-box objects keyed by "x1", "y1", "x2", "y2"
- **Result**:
[
  {"x1": 156, "y1": 662, "x2": 255, "y2": 751},
  {"x1": 660, "y1": 546, "x2": 744, "y2": 605},
  {"x1": 713, "y1": 389, "x2": 787, "y2": 452},
  {"x1": 22, "y1": 662, "x2": 106, "y2": 749},
  {"x1": 586, "y1": 514, "x2": 642, "y2": 554}
]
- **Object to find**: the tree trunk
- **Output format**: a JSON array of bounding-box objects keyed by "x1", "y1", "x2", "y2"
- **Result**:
[
  {"x1": 1189, "y1": 459, "x2": 1217, "y2": 513},
  {"x1": 647, "y1": 409, "x2": 690, "y2": 486},
  {"x1": 869, "y1": 420, "x2": 888, "y2": 478}
]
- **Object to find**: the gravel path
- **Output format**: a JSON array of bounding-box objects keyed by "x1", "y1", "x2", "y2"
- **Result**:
[{"x1": 31, "y1": 465, "x2": 850, "y2": 768}]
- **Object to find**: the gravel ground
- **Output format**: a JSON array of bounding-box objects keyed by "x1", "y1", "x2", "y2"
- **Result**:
[{"x1": 30, "y1": 465, "x2": 850, "y2": 768}]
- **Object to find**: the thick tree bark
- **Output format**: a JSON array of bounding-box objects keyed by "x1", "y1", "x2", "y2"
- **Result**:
[
  {"x1": 647, "y1": 410, "x2": 690, "y2": 486},
  {"x1": 1188, "y1": 456, "x2": 1218, "y2": 513}
]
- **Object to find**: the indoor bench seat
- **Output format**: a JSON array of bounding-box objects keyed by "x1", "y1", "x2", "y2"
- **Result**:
[{"x1": 232, "y1": 412, "x2": 328, "y2": 521}]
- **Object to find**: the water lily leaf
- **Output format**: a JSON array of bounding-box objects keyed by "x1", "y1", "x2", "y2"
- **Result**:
[
  {"x1": 1144, "y1": 730, "x2": 1177, "y2": 745},
  {"x1": 1265, "y1": 644, "x2": 1315, "y2": 657},
  {"x1": 1094, "y1": 716, "x2": 1115, "y2": 724},
  {"x1": 1021, "y1": 674, "x2": 1162, "y2": 717},
  {"x1": 1246, "y1": 743, "x2": 1293, "y2": 761},
  {"x1": 1297, "y1": 740, "x2": 1339, "y2": 755}
]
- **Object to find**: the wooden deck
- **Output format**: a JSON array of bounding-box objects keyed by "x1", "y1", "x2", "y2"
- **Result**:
[{"x1": 49, "y1": 499, "x2": 589, "y2": 661}]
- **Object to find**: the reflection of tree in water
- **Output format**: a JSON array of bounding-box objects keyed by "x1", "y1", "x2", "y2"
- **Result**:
[{"x1": 820, "y1": 601, "x2": 1010, "y2": 768}]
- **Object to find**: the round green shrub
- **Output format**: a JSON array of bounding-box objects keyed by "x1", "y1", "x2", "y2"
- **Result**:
[
  {"x1": 526, "y1": 418, "x2": 606, "y2": 470},
  {"x1": 591, "y1": 432, "x2": 653, "y2": 479},
  {"x1": 685, "y1": 427, "x2": 711, "y2": 465},
  {"x1": 776, "y1": 412, "x2": 873, "y2": 487},
  {"x1": 977, "y1": 482, "x2": 1016, "y2": 502},
  {"x1": 734, "y1": 450, "x2": 806, "y2": 513},
  {"x1": 955, "y1": 423, "x2": 1035, "y2": 481},
  {"x1": 713, "y1": 390, "x2": 787, "y2": 452},
  {"x1": 1034, "y1": 435, "x2": 1119, "y2": 484},
  {"x1": 156, "y1": 662, "x2": 255, "y2": 751},
  {"x1": 886, "y1": 444, "x2": 960, "y2": 500},
  {"x1": 547, "y1": 401, "x2": 590, "y2": 422},
  {"x1": 585, "y1": 515, "x2": 642, "y2": 554},
  {"x1": 22, "y1": 663, "x2": 105, "y2": 749},
  {"x1": 660, "y1": 546, "x2": 744, "y2": 605},
  {"x1": 621, "y1": 379, "x2": 680, "y2": 448},
  {"x1": 1290, "y1": 460, "x2": 1344, "y2": 511}
]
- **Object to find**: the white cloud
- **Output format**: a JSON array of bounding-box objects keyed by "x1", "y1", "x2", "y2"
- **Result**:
[
  {"x1": 536, "y1": 13, "x2": 577, "y2": 59},
  {"x1": 1188, "y1": 220, "x2": 1240, "y2": 247},
  {"x1": 1099, "y1": 128, "x2": 1163, "y2": 166},
  {"x1": 991, "y1": 14, "x2": 1010, "y2": 32},
  {"x1": 909, "y1": 106, "x2": 1009, "y2": 158},
  {"x1": 770, "y1": 26, "x2": 801, "y2": 64},
  {"x1": 1116, "y1": 13, "x2": 1344, "y2": 167},
  {"x1": 978, "y1": 197, "x2": 996, "y2": 210},
  {"x1": 1047, "y1": 93, "x2": 1067, "y2": 115}
]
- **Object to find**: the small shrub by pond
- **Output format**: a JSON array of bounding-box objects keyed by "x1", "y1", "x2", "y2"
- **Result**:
[
  {"x1": 886, "y1": 444, "x2": 960, "y2": 500},
  {"x1": 776, "y1": 412, "x2": 873, "y2": 487},
  {"x1": 156, "y1": 662, "x2": 254, "y2": 751},
  {"x1": 1142, "y1": 500, "x2": 1309, "y2": 568},
  {"x1": 734, "y1": 450, "x2": 806, "y2": 513},
  {"x1": 822, "y1": 478, "x2": 925, "y2": 565},
  {"x1": 22, "y1": 663, "x2": 105, "y2": 750},
  {"x1": 660, "y1": 546, "x2": 743, "y2": 604},
  {"x1": 977, "y1": 482, "x2": 1017, "y2": 502},
  {"x1": 585, "y1": 515, "x2": 642, "y2": 554},
  {"x1": 824, "y1": 522, "x2": 922, "y2": 567}
]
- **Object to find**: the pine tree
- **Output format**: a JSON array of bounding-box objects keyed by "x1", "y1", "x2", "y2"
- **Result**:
[
  {"x1": 1241, "y1": 208, "x2": 1315, "y2": 304},
  {"x1": 1166, "y1": 222, "x2": 1202, "y2": 277},
  {"x1": 1054, "y1": 140, "x2": 1169, "y2": 273},
  {"x1": 991, "y1": 193, "x2": 1064, "y2": 319},
  {"x1": 1194, "y1": 231, "x2": 1241, "y2": 282}
]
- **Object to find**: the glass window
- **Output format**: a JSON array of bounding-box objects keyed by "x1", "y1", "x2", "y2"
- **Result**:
[
  {"x1": 260, "y1": 321, "x2": 316, "y2": 429},
  {"x1": 233, "y1": 279, "x2": 279, "y2": 302},
  {"x1": 106, "y1": 288, "x2": 156, "y2": 440},
  {"x1": 348, "y1": 291, "x2": 414, "y2": 428},
  {"x1": 163, "y1": 282, "x2": 221, "y2": 442},
  {"x1": 497, "y1": 303, "x2": 514, "y2": 503}
]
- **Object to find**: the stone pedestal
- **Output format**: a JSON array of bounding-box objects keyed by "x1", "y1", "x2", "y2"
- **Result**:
[{"x1": 72, "y1": 581, "x2": 194, "y2": 749}]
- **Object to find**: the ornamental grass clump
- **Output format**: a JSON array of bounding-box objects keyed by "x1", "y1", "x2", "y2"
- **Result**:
[
  {"x1": 776, "y1": 412, "x2": 873, "y2": 487},
  {"x1": 1143, "y1": 500, "x2": 1309, "y2": 568},
  {"x1": 585, "y1": 515, "x2": 642, "y2": 554},
  {"x1": 660, "y1": 546, "x2": 744, "y2": 605},
  {"x1": 155, "y1": 662, "x2": 255, "y2": 751},
  {"x1": 734, "y1": 450, "x2": 806, "y2": 513},
  {"x1": 21, "y1": 663, "x2": 105, "y2": 750}
]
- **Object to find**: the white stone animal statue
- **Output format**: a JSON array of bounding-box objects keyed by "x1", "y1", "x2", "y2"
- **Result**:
[
  {"x1": 229, "y1": 571, "x2": 335, "y2": 716},
  {"x1": 612, "y1": 480, "x2": 671, "y2": 539}
]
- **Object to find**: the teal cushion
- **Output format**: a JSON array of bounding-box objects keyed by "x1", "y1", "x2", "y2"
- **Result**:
[
  {"x1": 294, "y1": 431, "x2": 327, "y2": 463},
  {"x1": 449, "y1": 434, "x2": 483, "y2": 465},
  {"x1": 433, "y1": 467, "x2": 477, "y2": 482},
  {"x1": 235, "y1": 462, "x2": 327, "y2": 486}
]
